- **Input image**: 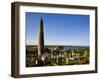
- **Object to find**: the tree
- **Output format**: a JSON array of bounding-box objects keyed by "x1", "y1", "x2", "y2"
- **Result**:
[
  {"x1": 44, "y1": 47, "x2": 51, "y2": 53},
  {"x1": 66, "y1": 49, "x2": 72, "y2": 59}
]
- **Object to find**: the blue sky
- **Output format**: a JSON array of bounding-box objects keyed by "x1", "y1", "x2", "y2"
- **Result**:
[{"x1": 26, "y1": 12, "x2": 89, "y2": 46}]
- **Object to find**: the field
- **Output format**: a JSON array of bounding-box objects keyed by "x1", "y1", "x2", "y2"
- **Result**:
[{"x1": 26, "y1": 45, "x2": 89, "y2": 67}]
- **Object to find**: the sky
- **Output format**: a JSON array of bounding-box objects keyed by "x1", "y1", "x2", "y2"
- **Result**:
[{"x1": 25, "y1": 12, "x2": 89, "y2": 46}]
